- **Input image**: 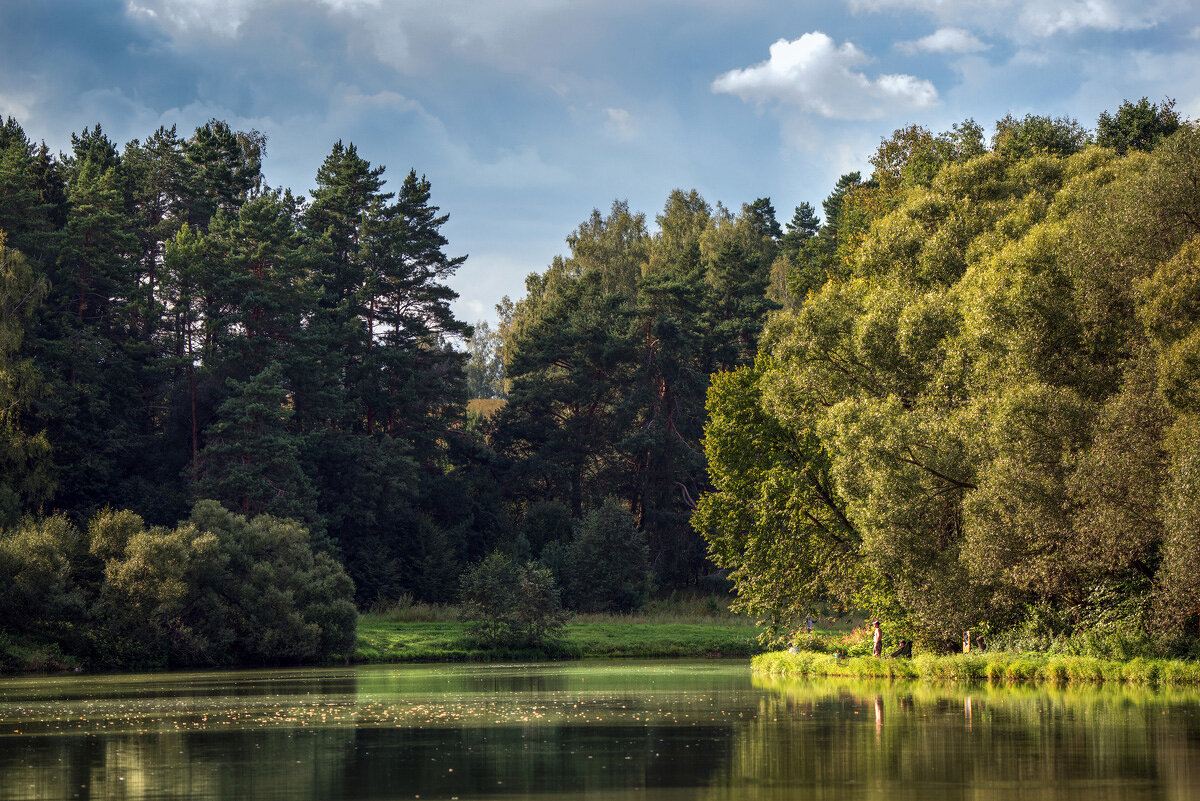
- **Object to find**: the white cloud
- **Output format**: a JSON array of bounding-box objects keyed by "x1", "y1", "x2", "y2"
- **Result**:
[
  {"x1": 0, "y1": 89, "x2": 38, "y2": 126},
  {"x1": 846, "y1": 0, "x2": 999, "y2": 13},
  {"x1": 604, "y1": 107, "x2": 637, "y2": 140},
  {"x1": 898, "y1": 27, "x2": 989, "y2": 53},
  {"x1": 711, "y1": 32, "x2": 938, "y2": 120},
  {"x1": 126, "y1": 0, "x2": 257, "y2": 36},
  {"x1": 1018, "y1": 0, "x2": 1152, "y2": 35},
  {"x1": 845, "y1": 0, "x2": 1185, "y2": 37}
]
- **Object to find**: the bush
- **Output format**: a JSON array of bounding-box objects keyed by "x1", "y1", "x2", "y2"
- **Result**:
[
  {"x1": 0, "y1": 502, "x2": 359, "y2": 670},
  {"x1": 0, "y1": 515, "x2": 90, "y2": 641},
  {"x1": 460, "y1": 552, "x2": 568, "y2": 647}
]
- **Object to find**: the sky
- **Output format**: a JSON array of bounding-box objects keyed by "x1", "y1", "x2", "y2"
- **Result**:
[{"x1": 3, "y1": 0, "x2": 1199, "y2": 325}]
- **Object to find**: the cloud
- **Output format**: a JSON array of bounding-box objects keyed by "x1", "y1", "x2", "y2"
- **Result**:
[
  {"x1": 604, "y1": 107, "x2": 636, "y2": 140},
  {"x1": 897, "y1": 27, "x2": 989, "y2": 53},
  {"x1": 844, "y1": 0, "x2": 1185, "y2": 37},
  {"x1": 0, "y1": 88, "x2": 39, "y2": 125},
  {"x1": 711, "y1": 32, "x2": 938, "y2": 120},
  {"x1": 1017, "y1": 0, "x2": 1155, "y2": 35},
  {"x1": 125, "y1": 0, "x2": 596, "y2": 73}
]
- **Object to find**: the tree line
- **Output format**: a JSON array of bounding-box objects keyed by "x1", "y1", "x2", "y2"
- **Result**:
[
  {"x1": 2, "y1": 96, "x2": 1192, "y2": 665},
  {"x1": 697, "y1": 98, "x2": 1200, "y2": 654},
  {"x1": 0, "y1": 116, "x2": 505, "y2": 628},
  {"x1": 0, "y1": 113, "x2": 728, "y2": 665}
]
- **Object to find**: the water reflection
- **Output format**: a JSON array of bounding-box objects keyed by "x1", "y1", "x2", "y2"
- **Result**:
[
  {"x1": 3, "y1": 663, "x2": 1200, "y2": 800},
  {"x1": 0, "y1": 663, "x2": 741, "y2": 800},
  {"x1": 716, "y1": 676, "x2": 1200, "y2": 801}
]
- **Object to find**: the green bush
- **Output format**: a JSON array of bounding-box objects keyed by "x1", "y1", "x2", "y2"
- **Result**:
[
  {"x1": 0, "y1": 502, "x2": 358, "y2": 670},
  {"x1": 0, "y1": 515, "x2": 90, "y2": 642},
  {"x1": 460, "y1": 552, "x2": 568, "y2": 647}
]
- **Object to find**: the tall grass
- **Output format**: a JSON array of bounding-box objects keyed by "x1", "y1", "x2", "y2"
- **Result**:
[
  {"x1": 363, "y1": 592, "x2": 752, "y2": 627},
  {"x1": 753, "y1": 649, "x2": 1200, "y2": 687},
  {"x1": 364, "y1": 595, "x2": 461, "y2": 623}
]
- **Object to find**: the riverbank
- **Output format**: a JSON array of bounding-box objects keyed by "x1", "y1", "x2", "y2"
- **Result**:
[
  {"x1": 754, "y1": 649, "x2": 1200, "y2": 685},
  {"x1": 0, "y1": 612, "x2": 762, "y2": 674},
  {"x1": 354, "y1": 618, "x2": 763, "y2": 662}
]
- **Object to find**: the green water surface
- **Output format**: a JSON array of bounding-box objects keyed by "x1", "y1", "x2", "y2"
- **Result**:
[{"x1": 2, "y1": 660, "x2": 1200, "y2": 800}]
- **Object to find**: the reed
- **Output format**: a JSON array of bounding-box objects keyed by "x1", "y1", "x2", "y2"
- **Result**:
[{"x1": 753, "y1": 649, "x2": 1200, "y2": 686}]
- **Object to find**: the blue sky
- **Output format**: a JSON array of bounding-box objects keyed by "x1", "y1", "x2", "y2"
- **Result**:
[{"x1": 3, "y1": 0, "x2": 1198, "y2": 324}]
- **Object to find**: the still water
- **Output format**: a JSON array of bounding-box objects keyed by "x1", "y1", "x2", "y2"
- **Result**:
[{"x1": 2, "y1": 660, "x2": 1200, "y2": 800}]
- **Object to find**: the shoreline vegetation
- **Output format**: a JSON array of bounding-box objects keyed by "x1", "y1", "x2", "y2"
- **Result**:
[
  {"x1": 6, "y1": 105, "x2": 1200, "y2": 678},
  {"x1": 353, "y1": 598, "x2": 763, "y2": 663},
  {"x1": 0, "y1": 598, "x2": 764, "y2": 674},
  {"x1": 354, "y1": 619, "x2": 762, "y2": 663},
  {"x1": 753, "y1": 649, "x2": 1200, "y2": 686}
]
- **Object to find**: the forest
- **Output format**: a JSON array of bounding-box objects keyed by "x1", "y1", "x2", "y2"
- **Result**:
[{"x1": 0, "y1": 97, "x2": 1197, "y2": 667}]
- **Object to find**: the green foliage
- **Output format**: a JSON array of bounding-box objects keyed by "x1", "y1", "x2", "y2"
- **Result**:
[
  {"x1": 0, "y1": 515, "x2": 89, "y2": 645},
  {"x1": 1097, "y1": 97, "x2": 1180, "y2": 155},
  {"x1": 464, "y1": 320, "x2": 506, "y2": 399},
  {"x1": 701, "y1": 117, "x2": 1200, "y2": 654},
  {"x1": 0, "y1": 502, "x2": 357, "y2": 670},
  {"x1": 193, "y1": 364, "x2": 317, "y2": 524},
  {"x1": 518, "y1": 499, "x2": 573, "y2": 558},
  {"x1": 0, "y1": 238, "x2": 52, "y2": 526},
  {"x1": 0, "y1": 112, "x2": 485, "y2": 606},
  {"x1": 542, "y1": 499, "x2": 651, "y2": 613},
  {"x1": 494, "y1": 188, "x2": 779, "y2": 591},
  {"x1": 754, "y1": 649, "x2": 1200, "y2": 686},
  {"x1": 459, "y1": 552, "x2": 568, "y2": 647},
  {"x1": 870, "y1": 119, "x2": 986, "y2": 196},
  {"x1": 992, "y1": 113, "x2": 1090, "y2": 159}
]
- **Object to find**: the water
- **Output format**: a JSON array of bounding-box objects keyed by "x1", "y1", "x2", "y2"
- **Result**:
[{"x1": 2, "y1": 660, "x2": 1200, "y2": 800}]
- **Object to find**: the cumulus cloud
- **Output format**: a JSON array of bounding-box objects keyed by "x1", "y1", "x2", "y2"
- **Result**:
[
  {"x1": 711, "y1": 32, "x2": 938, "y2": 120},
  {"x1": 844, "y1": 0, "x2": 1184, "y2": 37},
  {"x1": 897, "y1": 27, "x2": 989, "y2": 53}
]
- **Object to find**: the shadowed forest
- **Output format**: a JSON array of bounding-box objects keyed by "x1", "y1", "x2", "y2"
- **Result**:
[{"x1": 1, "y1": 97, "x2": 1199, "y2": 667}]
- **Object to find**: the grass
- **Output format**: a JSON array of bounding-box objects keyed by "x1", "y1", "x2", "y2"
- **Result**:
[
  {"x1": 354, "y1": 610, "x2": 763, "y2": 663},
  {"x1": 752, "y1": 649, "x2": 1200, "y2": 686}
]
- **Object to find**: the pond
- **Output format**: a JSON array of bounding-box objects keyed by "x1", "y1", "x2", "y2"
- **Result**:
[{"x1": 2, "y1": 660, "x2": 1200, "y2": 800}]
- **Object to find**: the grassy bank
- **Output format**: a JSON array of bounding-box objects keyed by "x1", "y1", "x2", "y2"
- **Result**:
[
  {"x1": 355, "y1": 617, "x2": 762, "y2": 662},
  {"x1": 753, "y1": 649, "x2": 1200, "y2": 685}
]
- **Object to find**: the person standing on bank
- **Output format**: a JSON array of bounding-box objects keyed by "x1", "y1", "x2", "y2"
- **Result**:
[{"x1": 872, "y1": 620, "x2": 882, "y2": 657}]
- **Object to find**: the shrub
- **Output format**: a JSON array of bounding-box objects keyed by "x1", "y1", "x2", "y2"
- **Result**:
[
  {"x1": 460, "y1": 552, "x2": 568, "y2": 647},
  {"x1": 95, "y1": 502, "x2": 358, "y2": 666},
  {"x1": 0, "y1": 503, "x2": 358, "y2": 670}
]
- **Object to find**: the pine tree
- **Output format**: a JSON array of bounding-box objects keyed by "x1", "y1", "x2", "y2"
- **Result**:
[{"x1": 194, "y1": 363, "x2": 316, "y2": 524}]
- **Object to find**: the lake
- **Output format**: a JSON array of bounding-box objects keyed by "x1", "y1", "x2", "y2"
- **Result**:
[{"x1": 2, "y1": 660, "x2": 1200, "y2": 800}]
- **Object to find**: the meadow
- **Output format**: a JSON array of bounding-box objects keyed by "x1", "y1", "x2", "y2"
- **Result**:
[{"x1": 354, "y1": 596, "x2": 762, "y2": 662}]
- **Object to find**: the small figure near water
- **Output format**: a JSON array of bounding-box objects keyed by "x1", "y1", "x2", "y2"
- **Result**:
[
  {"x1": 963, "y1": 630, "x2": 986, "y2": 653},
  {"x1": 889, "y1": 639, "x2": 912, "y2": 658},
  {"x1": 872, "y1": 619, "x2": 882, "y2": 657}
]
